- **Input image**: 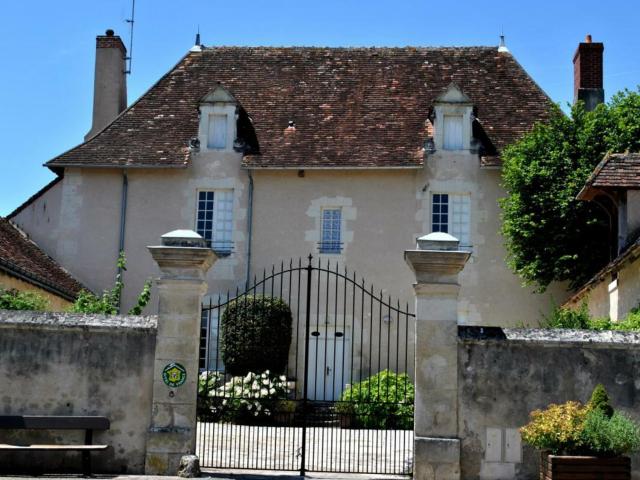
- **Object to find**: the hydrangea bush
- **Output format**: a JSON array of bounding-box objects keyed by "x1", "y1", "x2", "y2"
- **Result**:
[{"x1": 198, "y1": 370, "x2": 291, "y2": 424}]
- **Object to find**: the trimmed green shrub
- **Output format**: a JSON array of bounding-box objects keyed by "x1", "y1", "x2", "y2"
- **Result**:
[
  {"x1": 589, "y1": 384, "x2": 614, "y2": 419},
  {"x1": 338, "y1": 369, "x2": 414, "y2": 430},
  {"x1": 220, "y1": 295, "x2": 292, "y2": 376},
  {"x1": 0, "y1": 288, "x2": 48, "y2": 311}
]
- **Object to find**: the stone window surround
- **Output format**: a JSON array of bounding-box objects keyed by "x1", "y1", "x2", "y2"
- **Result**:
[{"x1": 305, "y1": 196, "x2": 356, "y2": 259}]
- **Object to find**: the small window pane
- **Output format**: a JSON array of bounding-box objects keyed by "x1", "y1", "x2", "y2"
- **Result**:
[{"x1": 207, "y1": 114, "x2": 228, "y2": 149}]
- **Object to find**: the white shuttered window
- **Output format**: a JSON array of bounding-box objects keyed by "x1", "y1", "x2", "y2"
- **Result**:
[
  {"x1": 196, "y1": 190, "x2": 234, "y2": 255},
  {"x1": 207, "y1": 114, "x2": 228, "y2": 149},
  {"x1": 443, "y1": 115, "x2": 463, "y2": 150},
  {"x1": 431, "y1": 193, "x2": 471, "y2": 247}
]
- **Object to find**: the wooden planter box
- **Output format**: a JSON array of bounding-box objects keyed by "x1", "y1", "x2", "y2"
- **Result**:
[{"x1": 540, "y1": 452, "x2": 630, "y2": 480}]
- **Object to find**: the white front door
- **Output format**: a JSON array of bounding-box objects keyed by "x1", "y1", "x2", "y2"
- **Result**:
[{"x1": 307, "y1": 327, "x2": 349, "y2": 401}]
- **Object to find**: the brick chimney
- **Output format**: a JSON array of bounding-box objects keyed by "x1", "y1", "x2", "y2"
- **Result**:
[
  {"x1": 573, "y1": 34, "x2": 604, "y2": 111},
  {"x1": 85, "y1": 29, "x2": 127, "y2": 141}
]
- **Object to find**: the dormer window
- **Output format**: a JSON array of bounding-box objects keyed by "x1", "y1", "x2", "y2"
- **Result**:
[
  {"x1": 443, "y1": 115, "x2": 463, "y2": 150},
  {"x1": 207, "y1": 114, "x2": 228, "y2": 149},
  {"x1": 432, "y1": 83, "x2": 473, "y2": 152},
  {"x1": 198, "y1": 86, "x2": 237, "y2": 153},
  {"x1": 197, "y1": 85, "x2": 260, "y2": 155}
]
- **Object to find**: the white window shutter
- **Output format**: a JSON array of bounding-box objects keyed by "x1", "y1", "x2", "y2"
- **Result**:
[
  {"x1": 450, "y1": 194, "x2": 471, "y2": 247},
  {"x1": 208, "y1": 114, "x2": 228, "y2": 149},
  {"x1": 443, "y1": 115, "x2": 463, "y2": 150},
  {"x1": 213, "y1": 190, "x2": 234, "y2": 254}
]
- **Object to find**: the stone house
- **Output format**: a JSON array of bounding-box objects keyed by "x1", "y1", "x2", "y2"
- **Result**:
[
  {"x1": 10, "y1": 30, "x2": 598, "y2": 351},
  {"x1": 0, "y1": 215, "x2": 83, "y2": 310},
  {"x1": 564, "y1": 152, "x2": 640, "y2": 320}
]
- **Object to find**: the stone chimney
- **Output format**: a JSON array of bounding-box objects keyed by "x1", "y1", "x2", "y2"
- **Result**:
[
  {"x1": 573, "y1": 34, "x2": 604, "y2": 111},
  {"x1": 85, "y1": 29, "x2": 127, "y2": 141}
]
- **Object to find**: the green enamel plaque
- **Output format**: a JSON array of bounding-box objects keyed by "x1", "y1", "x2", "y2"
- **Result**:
[{"x1": 162, "y1": 362, "x2": 187, "y2": 388}]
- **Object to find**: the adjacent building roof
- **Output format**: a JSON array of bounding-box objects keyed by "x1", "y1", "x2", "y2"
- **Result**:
[
  {"x1": 47, "y1": 46, "x2": 554, "y2": 170},
  {"x1": 578, "y1": 153, "x2": 640, "y2": 200},
  {"x1": 0, "y1": 217, "x2": 85, "y2": 301}
]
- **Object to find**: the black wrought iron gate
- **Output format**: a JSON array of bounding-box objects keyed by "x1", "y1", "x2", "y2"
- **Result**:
[{"x1": 196, "y1": 256, "x2": 415, "y2": 475}]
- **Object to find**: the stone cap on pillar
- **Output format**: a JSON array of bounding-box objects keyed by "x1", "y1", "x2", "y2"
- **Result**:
[
  {"x1": 161, "y1": 229, "x2": 207, "y2": 247},
  {"x1": 405, "y1": 232, "x2": 470, "y2": 283},
  {"x1": 148, "y1": 230, "x2": 216, "y2": 279}
]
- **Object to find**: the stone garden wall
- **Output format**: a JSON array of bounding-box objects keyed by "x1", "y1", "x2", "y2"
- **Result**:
[
  {"x1": 458, "y1": 327, "x2": 640, "y2": 480},
  {"x1": 0, "y1": 310, "x2": 157, "y2": 474}
]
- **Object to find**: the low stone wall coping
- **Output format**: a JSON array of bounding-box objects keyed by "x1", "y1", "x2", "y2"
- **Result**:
[
  {"x1": 0, "y1": 309, "x2": 157, "y2": 332},
  {"x1": 458, "y1": 325, "x2": 640, "y2": 347}
]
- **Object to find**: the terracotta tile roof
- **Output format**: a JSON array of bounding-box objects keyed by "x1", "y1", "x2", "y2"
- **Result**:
[
  {"x1": 0, "y1": 217, "x2": 85, "y2": 300},
  {"x1": 47, "y1": 46, "x2": 554, "y2": 170},
  {"x1": 578, "y1": 153, "x2": 640, "y2": 200}
]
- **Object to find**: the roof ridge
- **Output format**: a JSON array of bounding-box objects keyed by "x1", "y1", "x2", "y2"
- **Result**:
[{"x1": 200, "y1": 45, "x2": 499, "y2": 50}]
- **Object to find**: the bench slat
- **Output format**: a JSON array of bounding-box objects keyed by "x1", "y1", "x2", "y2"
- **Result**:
[
  {"x1": 0, "y1": 416, "x2": 110, "y2": 430},
  {"x1": 0, "y1": 444, "x2": 108, "y2": 451}
]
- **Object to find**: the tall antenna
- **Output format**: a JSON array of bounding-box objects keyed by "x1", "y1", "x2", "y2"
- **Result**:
[{"x1": 125, "y1": 0, "x2": 136, "y2": 74}]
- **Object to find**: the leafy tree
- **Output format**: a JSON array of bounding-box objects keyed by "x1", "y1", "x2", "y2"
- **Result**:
[
  {"x1": 501, "y1": 89, "x2": 640, "y2": 291},
  {"x1": 0, "y1": 288, "x2": 48, "y2": 311},
  {"x1": 70, "y1": 252, "x2": 152, "y2": 315}
]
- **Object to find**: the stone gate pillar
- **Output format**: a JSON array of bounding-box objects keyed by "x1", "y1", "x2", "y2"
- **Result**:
[
  {"x1": 404, "y1": 233, "x2": 470, "y2": 480},
  {"x1": 145, "y1": 230, "x2": 216, "y2": 474}
]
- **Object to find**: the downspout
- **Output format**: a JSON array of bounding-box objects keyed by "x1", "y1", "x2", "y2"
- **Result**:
[
  {"x1": 245, "y1": 169, "x2": 254, "y2": 291},
  {"x1": 117, "y1": 169, "x2": 129, "y2": 311}
]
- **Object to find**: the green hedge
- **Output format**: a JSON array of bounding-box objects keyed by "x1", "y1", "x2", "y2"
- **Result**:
[
  {"x1": 221, "y1": 295, "x2": 293, "y2": 376},
  {"x1": 338, "y1": 369, "x2": 414, "y2": 430}
]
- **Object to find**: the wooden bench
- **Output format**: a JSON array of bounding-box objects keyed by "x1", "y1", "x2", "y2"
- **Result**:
[{"x1": 0, "y1": 415, "x2": 110, "y2": 475}]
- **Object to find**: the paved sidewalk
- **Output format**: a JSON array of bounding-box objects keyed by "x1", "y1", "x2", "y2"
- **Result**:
[
  {"x1": 0, "y1": 473, "x2": 409, "y2": 480},
  {"x1": 197, "y1": 423, "x2": 413, "y2": 475}
]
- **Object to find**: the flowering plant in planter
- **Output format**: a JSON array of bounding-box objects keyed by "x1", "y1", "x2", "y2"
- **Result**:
[{"x1": 520, "y1": 385, "x2": 640, "y2": 479}]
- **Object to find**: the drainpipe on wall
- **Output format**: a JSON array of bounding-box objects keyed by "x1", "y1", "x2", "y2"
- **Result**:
[
  {"x1": 245, "y1": 169, "x2": 254, "y2": 291},
  {"x1": 117, "y1": 169, "x2": 129, "y2": 312}
]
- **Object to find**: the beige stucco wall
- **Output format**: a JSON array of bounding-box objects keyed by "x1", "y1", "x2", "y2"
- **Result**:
[
  {"x1": 565, "y1": 253, "x2": 640, "y2": 322},
  {"x1": 10, "y1": 179, "x2": 63, "y2": 259},
  {"x1": 0, "y1": 272, "x2": 72, "y2": 311},
  {"x1": 13, "y1": 149, "x2": 566, "y2": 325},
  {"x1": 251, "y1": 152, "x2": 566, "y2": 328},
  {"x1": 13, "y1": 147, "x2": 249, "y2": 314}
]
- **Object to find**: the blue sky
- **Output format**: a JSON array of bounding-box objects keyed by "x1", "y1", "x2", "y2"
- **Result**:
[{"x1": 1, "y1": 0, "x2": 638, "y2": 215}]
